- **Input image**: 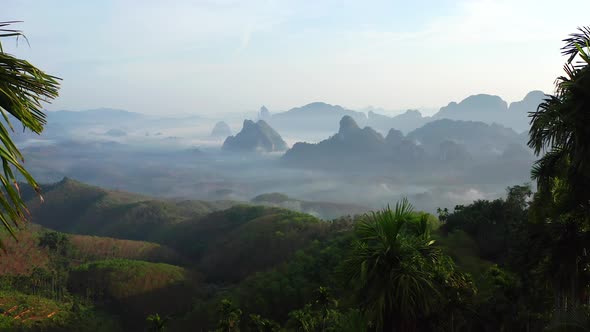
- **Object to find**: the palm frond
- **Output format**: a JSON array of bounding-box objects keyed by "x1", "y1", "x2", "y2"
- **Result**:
[
  {"x1": 562, "y1": 26, "x2": 590, "y2": 63},
  {"x1": 0, "y1": 21, "x2": 60, "y2": 247},
  {"x1": 528, "y1": 95, "x2": 569, "y2": 155},
  {"x1": 342, "y1": 199, "x2": 455, "y2": 330}
]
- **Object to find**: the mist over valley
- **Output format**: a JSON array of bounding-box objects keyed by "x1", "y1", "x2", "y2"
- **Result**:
[{"x1": 14, "y1": 91, "x2": 540, "y2": 217}]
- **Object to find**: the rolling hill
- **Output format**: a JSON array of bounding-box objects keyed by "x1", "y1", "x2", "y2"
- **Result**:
[
  {"x1": 263, "y1": 102, "x2": 367, "y2": 134},
  {"x1": 23, "y1": 179, "x2": 350, "y2": 283},
  {"x1": 24, "y1": 177, "x2": 235, "y2": 240}
]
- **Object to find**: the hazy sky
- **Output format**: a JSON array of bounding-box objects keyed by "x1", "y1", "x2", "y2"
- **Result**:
[{"x1": 4, "y1": 0, "x2": 589, "y2": 116}]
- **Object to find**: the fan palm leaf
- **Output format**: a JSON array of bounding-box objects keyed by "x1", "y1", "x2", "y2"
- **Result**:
[{"x1": 342, "y1": 199, "x2": 447, "y2": 331}]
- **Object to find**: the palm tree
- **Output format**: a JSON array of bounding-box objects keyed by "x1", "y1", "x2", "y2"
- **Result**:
[
  {"x1": 0, "y1": 21, "x2": 60, "y2": 247},
  {"x1": 528, "y1": 26, "x2": 590, "y2": 217},
  {"x1": 528, "y1": 26, "x2": 590, "y2": 320},
  {"x1": 342, "y1": 199, "x2": 443, "y2": 332}
]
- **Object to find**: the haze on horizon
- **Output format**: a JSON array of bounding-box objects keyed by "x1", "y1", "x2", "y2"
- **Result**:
[{"x1": 4, "y1": 0, "x2": 589, "y2": 116}]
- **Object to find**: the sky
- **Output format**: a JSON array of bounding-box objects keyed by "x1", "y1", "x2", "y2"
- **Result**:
[{"x1": 3, "y1": 0, "x2": 590, "y2": 116}]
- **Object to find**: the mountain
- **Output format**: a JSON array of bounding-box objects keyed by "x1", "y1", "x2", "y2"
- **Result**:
[
  {"x1": 500, "y1": 143, "x2": 534, "y2": 161},
  {"x1": 434, "y1": 94, "x2": 508, "y2": 123},
  {"x1": 367, "y1": 109, "x2": 429, "y2": 134},
  {"x1": 406, "y1": 119, "x2": 522, "y2": 157},
  {"x1": 222, "y1": 119, "x2": 287, "y2": 152},
  {"x1": 265, "y1": 102, "x2": 367, "y2": 134},
  {"x1": 254, "y1": 92, "x2": 542, "y2": 139},
  {"x1": 283, "y1": 115, "x2": 385, "y2": 168},
  {"x1": 210, "y1": 121, "x2": 232, "y2": 138},
  {"x1": 338, "y1": 115, "x2": 385, "y2": 148},
  {"x1": 259, "y1": 105, "x2": 271, "y2": 119},
  {"x1": 282, "y1": 116, "x2": 424, "y2": 170},
  {"x1": 437, "y1": 140, "x2": 473, "y2": 165},
  {"x1": 507, "y1": 90, "x2": 546, "y2": 132},
  {"x1": 431, "y1": 91, "x2": 545, "y2": 131},
  {"x1": 283, "y1": 115, "x2": 531, "y2": 173}
]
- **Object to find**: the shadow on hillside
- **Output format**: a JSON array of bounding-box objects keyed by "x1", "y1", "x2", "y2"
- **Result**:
[
  {"x1": 69, "y1": 280, "x2": 202, "y2": 331},
  {"x1": 113, "y1": 282, "x2": 199, "y2": 331}
]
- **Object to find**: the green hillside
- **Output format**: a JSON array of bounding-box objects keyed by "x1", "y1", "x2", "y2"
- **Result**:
[
  {"x1": 68, "y1": 259, "x2": 199, "y2": 329},
  {"x1": 0, "y1": 290, "x2": 123, "y2": 331},
  {"x1": 197, "y1": 208, "x2": 331, "y2": 282},
  {"x1": 25, "y1": 180, "x2": 353, "y2": 283},
  {"x1": 24, "y1": 178, "x2": 235, "y2": 240},
  {"x1": 69, "y1": 234, "x2": 188, "y2": 265}
]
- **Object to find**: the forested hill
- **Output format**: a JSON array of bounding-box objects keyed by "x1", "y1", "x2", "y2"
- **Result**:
[
  {"x1": 23, "y1": 177, "x2": 236, "y2": 239},
  {"x1": 21, "y1": 178, "x2": 349, "y2": 284}
]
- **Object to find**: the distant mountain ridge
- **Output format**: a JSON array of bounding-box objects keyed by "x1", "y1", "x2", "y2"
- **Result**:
[
  {"x1": 254, "y1": 91, "x2": 543, "y2": 138},
  {"x1": 434, "y1": 94, "x2": 508, "y2": 122},
  {"x1": 367, "y1": 109, "x2": 429, "y2": 134},
  {"x1": 430, "y1": 91, "x2": 545, "y2": 132},
  {"x1": 406, "y1": 119, "x2": 521, "y2": 157},
  {"x1": 362, "y1": 91, "x2": 544, "y2": 135},
  {"x1": 283, "y1": 115, "x2": 426, "y2": 170},
  {"x1": 283, "y1": 115, "x2": 531, "y2": 171},
  {"x1": 262, "y1": 102, "x2": 367, "y2": 134}
]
